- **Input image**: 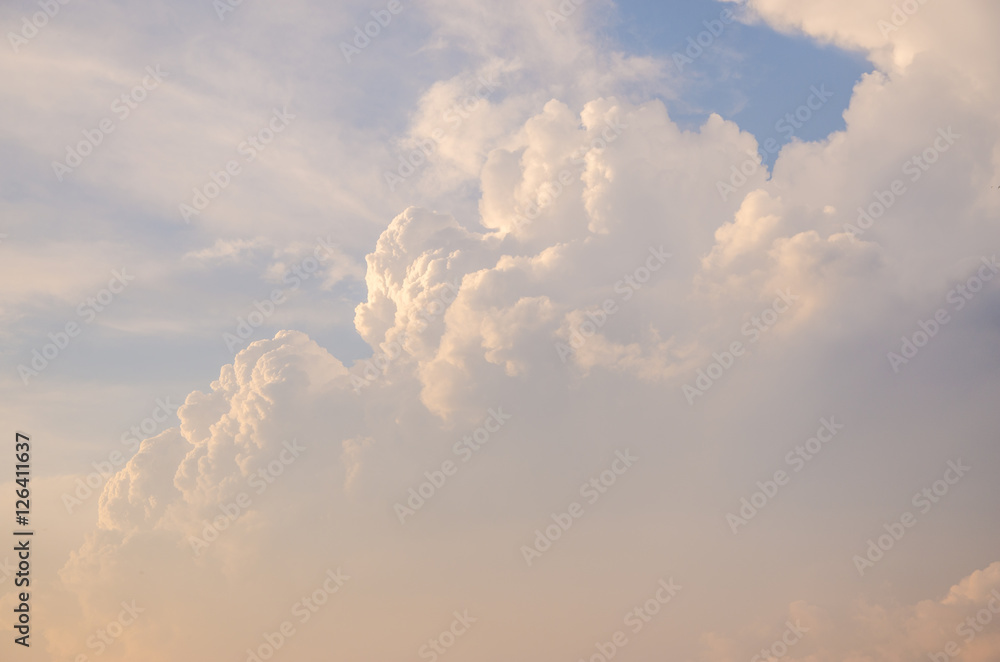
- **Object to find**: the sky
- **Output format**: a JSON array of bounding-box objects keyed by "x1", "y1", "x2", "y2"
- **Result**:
[
  {"x1": 610, "y1": 0, "x2": 871, "y2": 156},
  {"x1": 1, "y1": 0, "x2": 1000, "y2": 660}
]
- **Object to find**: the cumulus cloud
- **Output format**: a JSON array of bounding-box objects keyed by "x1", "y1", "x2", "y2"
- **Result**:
[
  {"x1": 695, "y1": 561, "x2": 1000, "y2": 662},
  {"x1": 4, "y1": 0, "x2": 1000, "y2": 660}
]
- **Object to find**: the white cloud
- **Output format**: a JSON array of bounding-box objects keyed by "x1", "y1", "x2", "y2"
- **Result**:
[{"x1": 4, "y1": 0, "x2": 1000, "y2": 659}]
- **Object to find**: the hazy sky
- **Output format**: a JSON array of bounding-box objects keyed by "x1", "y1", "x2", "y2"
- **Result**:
[{"x1": 1, "y1": 1, "x2": 999, "y2": 661}]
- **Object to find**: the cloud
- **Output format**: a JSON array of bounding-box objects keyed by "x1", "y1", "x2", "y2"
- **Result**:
[
  {"x1": 182, "y1": 238, "x2": 271, "y2": 265},
  {"x1": 4, "y1": 0, "x2": 1000, "y2": 659}
]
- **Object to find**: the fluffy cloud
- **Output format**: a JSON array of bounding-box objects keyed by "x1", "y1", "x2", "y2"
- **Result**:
[
  {"x1": 5, "y1": 0, "x2": 1000, "y2": 660},
  {"x1": 695, "y1": 561, "x2": 1000, "y2": 662}
]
